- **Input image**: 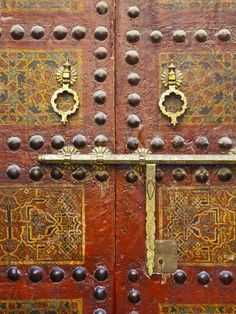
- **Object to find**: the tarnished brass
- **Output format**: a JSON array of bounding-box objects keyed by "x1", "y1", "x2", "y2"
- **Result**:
[
  {"x1": 159, "y1": 63, "x2": 187, "y2": 126},
  {"x1": 154, "y1": 240, "x2": 178, "y2": 274},
  {"x1": 51, "y1": 59, "x2": 80, "y2": 124}
]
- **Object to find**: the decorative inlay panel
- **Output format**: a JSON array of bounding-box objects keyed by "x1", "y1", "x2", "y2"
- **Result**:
[
  {"x1": 159, "y1": 187, "x2": 236, "y2": 265},
  {"x1": 159, "y1": 52, "x2": 236, "y2": 125},
  {"x1": 0, "y1": 185, "x2": 85, "y2": 265},
  {"x1": 156, "y1": 0, "x2": 236, "y2": 10},
  {"x1": 0, "y1": 299, "x2": 83, "y2": 313},
  {"x1": 159, "y1": 304, "x2": 236, "y2": 314},
  {"x1": 0, "y1": 50, "x2": 83, "y2": 126}
]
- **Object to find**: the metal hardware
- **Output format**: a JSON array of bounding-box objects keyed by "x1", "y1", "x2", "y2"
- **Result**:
[
  {"x1": 51, "y1": 59, "x2": 80, "y2": 124},
  {"x1": 38, "y1": 146, "x2": 236, "y2": 277},
  {"x1": 159, "y1": 63, "x2": 187, "y2": 126},
  {"x1": 154, "y1": 240, "x2": 178, "y2": 274}
]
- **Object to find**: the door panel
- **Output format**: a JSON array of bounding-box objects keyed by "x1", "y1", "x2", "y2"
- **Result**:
[{"x1": 0, "y1": 1, "x2": 115, "y2": 313}]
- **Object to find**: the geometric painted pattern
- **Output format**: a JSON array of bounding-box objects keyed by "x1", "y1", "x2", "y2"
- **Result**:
[
  {"x1": 0, "y1": 50, "x2": 82, "y2": 126},
  {"x1": 159, "y1": 304, "x2": 236, "y2": 314},
  {"x1": 0, "y1": 299, "x2": 83, "y2": 314},
  {"x1": 0, "y1": 186, "x2": 85, "y2": 265},
  {"x1": 159, "y1": 187, "x2": 236, "y2": 266},
  {"x1": 156, "y1": 0, "x2": 236, "y2": 10},
  {"x1": 159, "y1": 52, "x2": 236, "y2": 125}
]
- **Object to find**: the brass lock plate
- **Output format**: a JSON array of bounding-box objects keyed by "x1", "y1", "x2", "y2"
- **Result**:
[{"x1": 154, "y1": 240, "x2": 178, "y2": 274}]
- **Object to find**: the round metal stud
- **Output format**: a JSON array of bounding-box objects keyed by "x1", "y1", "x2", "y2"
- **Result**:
[
  {"x1": 8, "y1": 136, "x2": 21, "y2": 151},
  {"x1": 220, "y1": 271, "x2": 233, "y2": 285},
  {"x1": 150, "y1": 30, "x2": 162, "y2": 43},
  {"x1": 53, "y1": 25, "x2": 67, "y2": 40},
  {"x1": 173, "y1": 30, "x2": 186, "y2": 43},
  {"x1": 29, "y1": 135, "x2": 44, "y2": 150},
  {"x1": 218, "y1": 167, "x2": 232, "y2": 182},
  {"x1": 218, "y1": 136, "x2": 232, "y2": 150},
  {"x1": 216, "y1": 29, "x2": 231, "y2": 41},
  {"x1": 73, "y1": 134, "x2": 87, "y2": 149},
  {"x1": 95, "y1": 134, "x2": 108, "y2": 147},
  {"x1": 129, "y1": 312, "x2": 139, "y2": 314},
  {"x1": 29, "y1": 166, "x2": 43, "y2": 181},
  {"x1": 126, "y1": 30, "x2": 140, "y2": 43},
  {"x1": 10, "y1": 25, "x2": 25, "y2": 40},
  {"x1": 195, "y1": 167, "x2": 209, "y2": 183},
  {"x1": 94, "y1": 112, "x2": 107, "y2": 125},
  {"x1": 128, "y1": 289, "x2": 141, "y2": 304},
  {"x1": 94, "y1": 26, "x2": 108, "y2": 41},
  {"x1": 72, "y1": 26, "x2": 86, "y2": 40},
  {"x1": 7, "y1": 165, "x2": 21, "y2": 180},
  {"x1": 127, "y1": 137, "x2": 139, "y2": 151},
  {"x1": 127, "y1": 72, "x2": 140, "y2": 86},
  {"x1": 128, "y1": 93, "x2": 141, "y2": 107},
  {"x1": 51, "y1": 168, "x2": 63, "y2": 180},
  {"x1": 72, "y1": 266, "x2": 86, "y2": 282},
  {"x1": 93, "y1": 286, "x2": 108, "y2": 300},
  {"x1": 96, "y1": 1, "x2": 108, "y2": 15},
  {"x1": 95, "y1": 170, "x2": 109, "y2": 182},
  {"x1": 155, "y1": 168, "x2": 164, "y2": 182},
  {"x1": 127, "y1": 6, "x2": 140, "y2": 18},
  {"x1": 151, "y1": 137, "x2": 164, "y2": 151},
  {"x1": 126, "y1": 170, "x2": 138, "y2": 183},
  {"x1": 195, "y1": 29, "x2": 208, "y2": 42},
  {"x1": 50, "y1": 267, "x2": 64, "y2": 283},
  {"x1": 94, "y1": 68, "x2": 107, "y2": 82},
  {"x1": 51, "y1": 135, "x2": 65, "y2": 149},
  {"x1": 95, "y1": 266, "x2": 109, "y2": 281},
  {"x1": 128, "y1": 269, "x2": 139, "y2": 282},
  {"x1": 195, "y1": 136, "x2": 209, "y2": 149},
  {"x1": 93, "y1": 309, "x2": 107, "y2": 314},
  {"x1": 94, "y1": 47, "x2": 108, "y2": 60},
  {"x1": 73, "y1": 168, "x2": 86, "y2": 180},
  {"x1": 125, "y1": 50, "x2": 140, "y2": 65},
  {"x1": 127, "y1": 114, "x2": 140, "y2": 128},
  {"x1": 31, "y1": 26, "x2": 45, "y2": 40},
  {"x1": 172, "y1": 135, "x2": 185, "y2": 149},
  {"x1": 174, "y1": 270, "x2": 187, "y2": 284},
  {"x1": 197, "y1": 271, "x2": 210, "y2": 285},
  {"x1": 28, "y1": 266, "x2": 43, "y2": 283},
  {"x1": 93, "y1": 90, "x2": 107, "y2": 104},
  {"x1": 172, "y1": 168, "x2": 186, "y2": 181},
  {"x1": 7, "y1": 267, "x2": 20, "y2": 281}
]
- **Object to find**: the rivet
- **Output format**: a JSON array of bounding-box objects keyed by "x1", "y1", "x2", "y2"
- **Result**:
[
  {"x1": 50, "y1": 267, "x2": 64, "y2": 283},
  {"x1": 51, "y1": 135, "x2": 65, "y2": 149},
  {"x1": 128, "y1": 289, "x2": 141, "y2": 304},
  {"x1": 94, "y1": 47, "x2": 108, "y2": 60},
  {"x1": 127, "y1": 114, "x2": 140, "y2": 128},
  {"x1": 174, "y1": 270, "x2": 187, "y2": 284},
  {"x1": 128, "y1": 269, "x2": 139, "y2": 282},
  {"x1": 220, "y1": 271, "x2": 233, "y2": 285},
  {"x1": 28, "y1": 266, "x2": 43, "y2": 283},
  {"x1": 73, "y1": 134, "x2": 87, "y2": 149},
  {"x1": 31, "y1": 26, "x2": 45, "y2": 40},
  {"x1": 93, "y1": 309, "x2": 107, "y2": 314},
  {"x1": 72, "y1": 26, "x2": 86, "y2": 40},
  {"x1": 10, "y1": 25, "x2": 25, "y2": 40},
  {"x1": 150, "y1": 30, "x2": 162, "y2": 43},
  {"x1": 172, "y1": 135, "x2": 185, "y2": 149},
  {"x1": 7, "y1": 267, "x2": 20, "y2": 281},
  {"x1": 93, "y1": 286, "x2": 108, "y2": 300},
  {"x1": 94, "y1": 112, "x2": 107, "y2": 125},
  {"x1": 29, "y1": 166, "x2": 43, "y2": 181},
  {"x1": 173, "y1": 30, "x2": 186, "y2": 43},
  {"x1": 29, "y1": 135, "x2": 44, "y2": 150},
  {"x1": 127, "y1": 137, "x2": 139, "y2": 151},
  {"x1": 127, "y1": 72, "x2": 140, "y2": 86},
  {"x1": 128, "y1": 93, "x2": 141, "y2": 106},
  {"x1": 151, "y1": 137, "x2": 164, "y2": 151},
  {"x1": 53, "y1": 25, "x2": 67, "y2": 40},
  {"x1": 172, "y1": 168, "x2": 186, "y2": 181},
  {"x1": 195, "y1": 167, "x2": 209, "y2": 183},
  {"x1": 197, "y1": 271, "x2": 210, "y2": 285},
  {"x1": 218, "y1": 136, "x2": 232, "y2": 150},
  {"x1": 155, "y1": 168, "x2": 164, "y2": 182},
  {"x1": 216, "y1": 28, "x2": 231, "y2": 41},
  {"x1": 126, "y1": 30, "x2": 140, "y2": 43},
  {"x1": 127, "y1": 6, "x2": 140, "y2": 18},
  {"x1": 73, "y1": 167, "x2": 86, "y2": 181},
  {"x1": 94, "y1": 266, "x2": 109, "y2": 281},
  {"x1": 7, "y1": 165, "x2": 21, "y2": 180},
  {"x1": 93, "y1": 90, "x2": 107, "y2": 104},
  {"x1": 8, "y1": 136, "x2": 21, "y2": 151},
  {"x1": 50, "y1": 168, "x2": 63, "y2": 180},
  {"x1": 126, "y1": 170, "x2": 138, "y2": 183},
  {"x1": 72, "y1": 266, "x2": 86, "y2": 282},
  {"x1": 94, "y1": 26, "x2": 108, "y2": 41},
  {"x1": 129, "y1": 312, "x2": 139, "y2": 314},
  {"x1": 125, "y1": 50, "x2": 140, "y2": 65},
  {"x1": 195, "y1": 136, "x2": 209, "y2": 149},
  {"x1": 95, "y1": 170, "x2": 109, "y2": 182},
  {"x1": 96, "y1": 1, "x2": 108, "y2": 15},
  {"x1": 94, "y1": 68, "x2": 107, "y2": 82},
  {"x1": 195, "y1": 29, "x2": 208, "y2": 42},
  {"x1": 95, "y1": 134, "x2": 108, "y2": 147},
  {"x1": 218, "y1": 167, "x2": 232, "y2": 182}
]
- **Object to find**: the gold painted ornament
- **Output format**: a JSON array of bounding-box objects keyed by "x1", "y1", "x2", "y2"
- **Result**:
[{"x1": 159, "y1": 63, "x2": 187, "y2": 126}]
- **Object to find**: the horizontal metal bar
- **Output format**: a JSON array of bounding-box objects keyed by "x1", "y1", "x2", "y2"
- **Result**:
[{"x1": 38, "y1": 153, "x2": 236, "y2": 165}]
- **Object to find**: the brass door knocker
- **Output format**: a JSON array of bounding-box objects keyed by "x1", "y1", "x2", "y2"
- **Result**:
[
  {"x1": 51, "y1": 59, "x2": 80, "y2": 124},
  {"x1": 158, "y1": 63, "x2": 187, "y2": 126}
]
